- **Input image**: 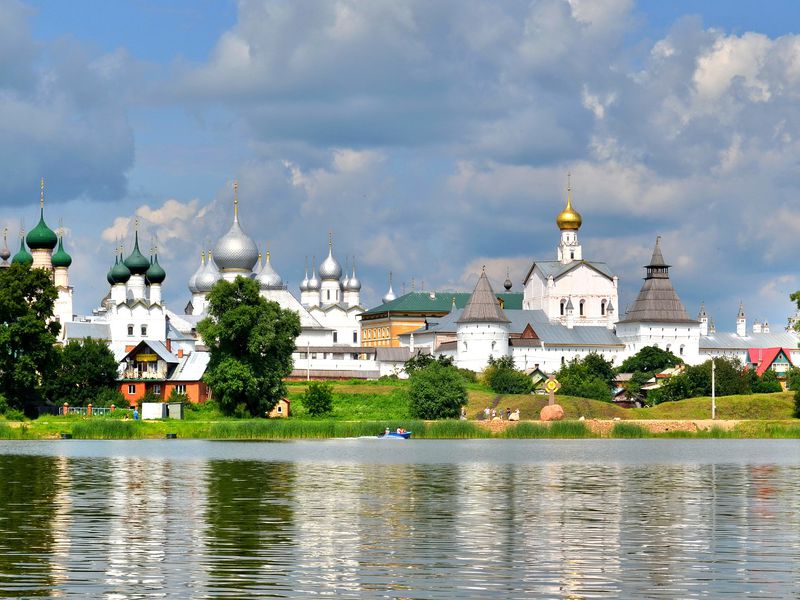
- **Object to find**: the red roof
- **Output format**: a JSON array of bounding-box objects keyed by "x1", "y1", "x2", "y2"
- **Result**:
[{"x1": 747, "y1": 347, "x2": 793, "y2": 376}]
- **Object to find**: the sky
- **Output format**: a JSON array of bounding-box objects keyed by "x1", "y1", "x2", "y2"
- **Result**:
[{"x1": 4, "y1": 0, "x2": 800, "y2": 331}]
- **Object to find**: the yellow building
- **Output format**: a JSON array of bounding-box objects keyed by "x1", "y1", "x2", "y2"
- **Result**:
[{"x1": 360, "y1": 291, "x2": 522, "y2": 348}]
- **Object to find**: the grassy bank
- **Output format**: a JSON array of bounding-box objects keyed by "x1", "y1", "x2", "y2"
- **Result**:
[{"x1": 2, "y1": 416, "x2": 798, "y2": 440}]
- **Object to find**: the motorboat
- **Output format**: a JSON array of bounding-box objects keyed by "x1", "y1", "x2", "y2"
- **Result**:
[{"x1": 379, "y1": 430, "x2": 412, "y2": 439}]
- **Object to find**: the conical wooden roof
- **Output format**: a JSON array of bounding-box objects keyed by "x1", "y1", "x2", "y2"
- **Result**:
[
  {"x1": 619, "y1": 237, "x2": 694, "y2": 324},
  {"x1": 457, "y1": 269, "x2": 510, "y2": 324}
]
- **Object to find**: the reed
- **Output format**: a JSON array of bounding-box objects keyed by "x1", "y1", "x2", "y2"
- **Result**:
[
  {"x1": 611, "y1": 422, "x2": 647, "y2": 438},
  {"x1": 71, "y1": 420, "x2": 140, "y2": 439},
  {"x1": 422, "y1": 420, "x2": 491, "y2": 439},
  {"x1": 548, "y1": 420, "x2": 592, "y2": 438},
  {"x1": 500, "y1": 422, "x2": 552, "y2": 438},
  {"x1": 0, "y1": 423, "x2": 21, "y2": 439}
]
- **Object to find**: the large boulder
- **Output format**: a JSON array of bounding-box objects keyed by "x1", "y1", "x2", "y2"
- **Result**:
[{"x1": 540, "y1": 404, "x2": 565, "y2": 421}]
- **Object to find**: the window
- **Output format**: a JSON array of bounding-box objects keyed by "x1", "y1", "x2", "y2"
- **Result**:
[
  {"x1": 353, "y1": 331, "x2": 358, "y2": 343},
  {"x1": 327, "y1": 290, "x2": 331, "y2": 300},
  {"x1": 570, "y1": 251, "x2": 574, "y2": 260},
  {"x1": 601, "y1": 299, "x2": 606, "y2": 316},
  {"x1": 579, "y1": 300, "x2": 585, "y2": 316},
  {"x1": 680, "y1": 345, "x2": 685, "y2": 356},
  {"x1": 127, "y1": 384, "x2": 136, "y2": 395},
  {"x1": 152, "y1": 384, "x2": 161, "y2": 395},
  {"x1": 141, "y1": 325, "x2": 147, "y2": 336},
  {"x1": 127, "y1": 325, "x2": 134, "y2": 336},
  {"x1": 333, "y1": 331, "x2": 338, "y2": 343},
  {"x1": 560, "y1": 300, "x2": 566, "y2": 316},
  {"x1": 491, "y1": 341, "x2": 496, "y2": 350},
  {"x1": 175, "y1": 384, "x2": 186, "y2": 394},
  {"x1": 276, "y1": 405, "x2": 283, "y2": 413},
  {"x1": 561, "y1": 356, "x2": 565, "y2": 365}
]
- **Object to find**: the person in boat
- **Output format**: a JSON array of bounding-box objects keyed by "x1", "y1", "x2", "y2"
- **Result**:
[{"x1": 384, "y1": 427, "x2": 390, "y2": 436}]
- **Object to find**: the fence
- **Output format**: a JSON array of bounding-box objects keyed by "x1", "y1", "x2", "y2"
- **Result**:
[{"x1": 40, "y1": 404, "x2": 121, "y2": 417}]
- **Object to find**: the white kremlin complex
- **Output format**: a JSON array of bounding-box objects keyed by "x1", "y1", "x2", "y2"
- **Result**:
[{"x1": 9, "y1": 177, "x2": 800, "y2": 400}]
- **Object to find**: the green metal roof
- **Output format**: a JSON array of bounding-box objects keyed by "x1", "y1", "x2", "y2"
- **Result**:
[
  {"x1": 361, "y1": 291, "x2": 523, "y2": 317},
  {"x1": 26, "y1": 208, "x2": 58, "y2": 250},
  {"x1": 145, "y1": 253, "x2": 166, "y2": 284},
  {"x1": 123, "y1": 231, "x2": 150, "y2": 275},
  {"x1": 51, "y1": 236, "x2": 72, "y2": 268},
  {"x1": 11, "y1": 238, "x2": 32, "y2": 266}
]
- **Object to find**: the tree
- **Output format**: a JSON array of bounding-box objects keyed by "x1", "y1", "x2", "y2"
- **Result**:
[
  {"x1": 404, "y1": 353, "x2": 453, "y2": 375},
  {"x1": 794, "y1": 388, "x2": 800, "y2": 419},
  {"x1": 302, "y1": 381, "x2": 334, "y2": 416},
  {"x1": 45, "y1": 338, "x2": 119, "y2": 406},
  {"x1": 750, "y1": 368, "x2": 783, "y2": 394},
  {"x1": 784, "y1": 367, "x2": 800, "y2": 391},
  {"x1": 618, "y1": 346, "x2": 682, "y2": 375},
  {"x1": 409, "y1": 361, "x2": 467, "y2": 419},
  {"x1": 198, "y1": 276, "x2": 301, "y2": 417},
  {"x1": 555, "y1": 355, "x2": 613, "y2": 402},
  {"x1": 0, "y1": 263, "x2": 60, "y2": 414},
  {"x1": 483, "y1": 355, "x2": 532, "y2": 394}
]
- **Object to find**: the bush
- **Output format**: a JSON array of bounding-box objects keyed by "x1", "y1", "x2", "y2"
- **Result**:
[
  {"x1": 795, "y1": 389, "x2": 800, "y2": 419},
  {"x1": 751, "y1": 369, "x2": 783, "y2": 394},
  {"x1": 302, "y1": 382, "x2": 334, "y2": 416},
  {"x1": 93, "y1": 387, "x2": 125, "y2": 408},
  {"x1": 404, "y1": 353, "x2": 454, "y2": 375},
  {"x1": 140, "y1": 390, "x2": 163, "y2": 404},
  {"x1": 167, "y1": 389, "x2": 190, "y2": 404},
  {"x1": 409, "y1": 362, "x2": 467, "y2": 420},
  {"x1": 555, "y1": 354, "x2": 613, "y2": 402},
  {"x1": 786, "y1": 367, "x2": 800, "y2": 391},
  {"x1": 484, "y1": 356, "x2": 532, "y2": 394}
]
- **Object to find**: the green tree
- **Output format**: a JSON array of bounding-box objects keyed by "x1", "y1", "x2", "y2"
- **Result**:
[
  {"x1": 45, "y1": 338, "x2": 119, "y2": 406},
  {"x1": 794, "y1": 388, "x2": 800, "y2": 418},
  {"x1": 784, "y1": 367, "x2": 800, "y2": 391},
  {"x1": 0, "y1": 263, "x2": 60, "y2": 414},
  {"x1": 404, "y1": 353, "x2": 453, "y2": 375},
  {"x1": 409, "y1": 361, "x2": 467, "y2": 419},
  {"x1": 301, "y1": 381, "x2": 334, "y2": 416},
  {"x1": 750, "y1": 368, "x2": 783, "y2": 393},
  {"x1": 685, "y1": 357, "x2": 750, "y2": 397},
  {"x1": 618, "y1": 345, "x2": 682, "y2": 375},
  {"x1": 198, "y1": 276, "x2": 301, "y2": 417},
  {"x1": 555, "y1": 355, "x2": 613, "y2": 402},
  {"x1": 483, "y1": 355, "x2": 532, "y2": 394}
]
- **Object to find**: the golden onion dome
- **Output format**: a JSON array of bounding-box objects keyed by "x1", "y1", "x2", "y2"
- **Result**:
[{"x1": 556, "y1": 188, "x2": 582, "y2": 231}]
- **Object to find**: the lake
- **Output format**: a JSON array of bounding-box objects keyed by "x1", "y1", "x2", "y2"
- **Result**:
[{"x1": 0, "y1": 439, "x2": 798, "y2": 598}]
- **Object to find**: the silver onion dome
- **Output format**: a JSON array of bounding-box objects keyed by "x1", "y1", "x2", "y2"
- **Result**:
[
  {"x1": 188, "y1": 251, "x2": 205, "y2": 294},
  {"x1": 381, "y1": 272, "x2": 396, "y2": 304},
  {"x1": 346, "y1": 257, "x2": 361, "y2": 291},
  {"x1": 318, "y1": 234, "x2": 342, "y2": 280},
  {"x1": 212, "y1": 183, "x2": 259, "y2": 272},
  {"x1": 257, "y1": 251, "x2": 283, "y2": 289},
  {"x1": 300, "y1": 256, "x2": 309, "y2": 292},
  {"x1": 341, "y1": 256, "x2": 350, "y2": 289},
  {"x1": 253, "y1": 252, "x2": 263, "y2": 276},
  {"x1": 307, "y1": 256, "x2": 321, "y2": 291},
  {"x1": 0, "y1": 228, "x2": 10, "y2": 262},
  {"x1": 195, "y1": 250, "x2": 221, "y2": 293}
]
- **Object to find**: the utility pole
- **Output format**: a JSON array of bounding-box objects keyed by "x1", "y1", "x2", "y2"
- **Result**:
[{"x1": 711, "y1": 358, "x2": 716, "y2": 420}]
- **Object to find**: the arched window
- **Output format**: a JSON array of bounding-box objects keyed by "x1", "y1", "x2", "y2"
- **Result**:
[
  {"x1": 561, "y1": 356, "x2": 565, "y2": 365},
  {"x1": 579, "y1": 299, "x2": 585, "y2": 316},
  {"x1": 679, "y1": 345, "x2": 685, "y2": 355},
  {"x1": 491, "y1": 341, "x2": 496, "y2": 350},
  {"x1": 560, "y1": 299, "x2": 566, "y2": 316},
  {"x1": 601, "y1": 299, "x2": 607, "y2": 316}
]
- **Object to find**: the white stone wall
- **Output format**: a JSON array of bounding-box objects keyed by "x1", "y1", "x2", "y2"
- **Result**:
[
  {"x1": 455, "y1": 322, "x2": 509, "y2": 372},
  {"x1": 615, "y1": 321, "x2": 701, "y2": 365}
]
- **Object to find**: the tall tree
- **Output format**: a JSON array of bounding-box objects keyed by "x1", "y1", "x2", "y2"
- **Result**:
[
  {"x1": 198, "y1": 276, "x2": 301, "y2": 417},
  {"x1": 45, "y1": 338, "x2": 120, "y2": 406},
  {"x1": 0, "y1": 263, "x2": 60, "y2": 414}
]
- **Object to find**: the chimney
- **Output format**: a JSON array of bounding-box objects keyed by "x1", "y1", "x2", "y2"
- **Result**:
[
  {"x1": 177, "y1": 349, "x2": 184, "y2": 359},
  {"x1": 166, "y1": 338, "x2": 172, "y2": 352}
]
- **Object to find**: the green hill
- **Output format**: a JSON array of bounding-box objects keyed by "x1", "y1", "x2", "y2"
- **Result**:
[{"x1": 630, "y1": 392, "x2": 795, "y2": 420}]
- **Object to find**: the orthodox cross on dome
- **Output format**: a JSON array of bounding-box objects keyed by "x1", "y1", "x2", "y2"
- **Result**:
[
  {"x1": 233, "y1": 180, "x2": 239, "y2": 220},
  {"x1": 328, "y1": 230, "x2": 333, "y2": 249},
  {"x1": 40, "y1": 177, "x2": 45, "y2": 209}
]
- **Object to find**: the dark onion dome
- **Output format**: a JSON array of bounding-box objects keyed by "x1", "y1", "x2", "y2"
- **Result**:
[
  {"x1": 111, "y1": 251, "x2": 131, "y2": 284},
  {"x1": 213, "y1": 184, "x2": 259, "y2": 272},
  {"x1": 319, "y1": 236, "x2": 342, "y2": 280},
  {"x1": 106, "y1": 260, "x2": 115, "y2": 286},
  {"x1": 503, "y1": 268, "x2": 512, "y2": 291},
  {"x1": 11, "y1": 236, "x2": 33, "y2": 266},
  {"x1": 146, "y1": 252, "x2": 166, "y2": 284},
  {"x1": 124, "y1": 230, "x2": 150, "y2": 275},
  {"x1": 26, "y1": 207, "x2": 58, "y2": 250},
  {"x1": 51, "y1": 236, "x2": 72, "y2": 268}
]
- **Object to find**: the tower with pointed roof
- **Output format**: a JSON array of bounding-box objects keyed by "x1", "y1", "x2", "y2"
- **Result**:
[
  {"x1": 736, "y1": 302, "x2": 747, "y2": 337},
  {"x1": 523, "y1": 175, "x2": 618, "y2": 326},
  {"x1": 455, "y1": 268, "x2": 511, "y2": 371},
  {"x1": 319, "y1": 232, "x2": 343, "y2": 305},
  {"x1": 26, "y1": 178, "x2": 58, "y2": 270},
  {"x1": 213, "y1": 181, "x2": 259, "y2": 281},
  {"x1": 616, "y1": 236, "x2": 700, "y2": 362},
  {"x1": 52, "y1": 224, "x2": 74, "y2": 330}
]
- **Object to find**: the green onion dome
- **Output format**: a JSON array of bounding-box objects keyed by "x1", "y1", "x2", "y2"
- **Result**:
[
  {"x1": 111, "y1": 252, "x2": 131, "y2": 284},
  {"x1": 106, "y1": 262, "x2": 115, "y2": 286},
  {"x1": 11, "y1": 237, "x2": 33, "y2": 266},
  {"x1": 26, "y1": 208, "x2": 58, "y2": 250},
  {"x1": 51, "y1": 236, "x2": 72, "y2": 268},
  {"x1": 145, "y1": 253, "x2": 166, "y2": 284},
  {"x1": 123, "y1": 231, "x2": 150, "y2": 275}
]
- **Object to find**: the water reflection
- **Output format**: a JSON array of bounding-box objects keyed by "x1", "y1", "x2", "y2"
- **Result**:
[{"x1": 0, "y1": 441, "x2": 798, "y2": 598}]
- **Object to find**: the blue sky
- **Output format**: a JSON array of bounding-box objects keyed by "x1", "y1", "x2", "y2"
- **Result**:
[{"x1": 4, "y1": 0, "x2": 800, "y2": 332}]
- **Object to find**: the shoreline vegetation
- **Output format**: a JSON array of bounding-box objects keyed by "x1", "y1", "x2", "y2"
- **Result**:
[{"x1": 1, "y1": 383, "x2": 798, "y2": 440}]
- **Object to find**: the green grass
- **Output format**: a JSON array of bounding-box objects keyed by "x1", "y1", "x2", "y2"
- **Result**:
[
  {"x1": 611, "y1": 422, "x2": 647, "y2": 438},
  {"x1": 422, "y1": 420, "x2": 491, "y2": 439},
  {"x1": 465, "y1": 391, "x2": 627, "y2": 420},
  {"x1": 71, "y1": 420, "x2": 142, "y2": 439},
  {"x1": 632, "y1": 392, "x2": 794, "y2": 420}
]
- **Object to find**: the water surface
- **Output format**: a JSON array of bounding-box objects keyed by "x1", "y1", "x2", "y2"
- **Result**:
[{"x1": 0, "y1": 439, "x2": 798, "y2": 598}]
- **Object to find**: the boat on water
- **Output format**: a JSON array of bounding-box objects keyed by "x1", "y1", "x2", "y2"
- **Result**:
[{"x1": 379, "y1": 429, "x2": 412, "y2": 439}]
